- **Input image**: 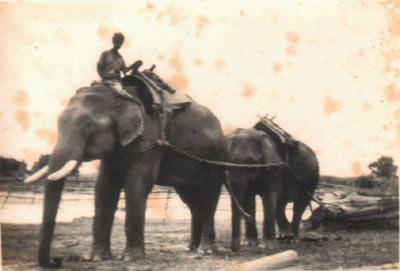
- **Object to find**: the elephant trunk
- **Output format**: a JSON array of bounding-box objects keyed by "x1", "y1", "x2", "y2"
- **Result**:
[
  {"x1": 37, "y1": 138, "x2": 83, "y2": 267},
  {"x1": 38, "y1": 179, "x2": 65, "y2": 267}
]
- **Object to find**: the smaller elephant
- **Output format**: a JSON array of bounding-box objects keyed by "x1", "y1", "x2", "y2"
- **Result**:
[{"x1": 226, "y1": 126, "x2": 319, "y2": 251}]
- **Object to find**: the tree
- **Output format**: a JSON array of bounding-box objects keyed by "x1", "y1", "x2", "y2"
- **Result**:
[{"x1": 368, "y1": 156, "x2": 398, "y2": 179}]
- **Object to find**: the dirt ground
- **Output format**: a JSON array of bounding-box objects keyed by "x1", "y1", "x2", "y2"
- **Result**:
[{"x1": 2, "y1": 216, "x2": 398, "y2": 271}]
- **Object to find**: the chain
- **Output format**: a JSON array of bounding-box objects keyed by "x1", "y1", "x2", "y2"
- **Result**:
[
  {"x1": 154, "y1": 140, "x2": 289, "y2": 170},
  {"x1": 152, "y1": 139, "x2": 336, "y2": 214}
]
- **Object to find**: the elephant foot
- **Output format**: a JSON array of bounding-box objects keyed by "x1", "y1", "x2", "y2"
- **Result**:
[
  {"x1": 119, "y1": 247, "x2": 145, "y2": 261},
  {"x1": 39, "y1": 257, "x2": 63, "y2": 268},
  {"x1": 82, "y1": 246, "x2": 112, "y2": 261},
  {"x1": 277, "y1": 235, "x2": 301, "y2": 243},
  {"x1": 199, "y1": 240, "x2": 217, "y2": 255},
  {"x1": 241, "y1": 238, "x2": 259, "y2": 247},
  {"x1": 259, "y1": 239, "x2": 280, "y2": 250}
]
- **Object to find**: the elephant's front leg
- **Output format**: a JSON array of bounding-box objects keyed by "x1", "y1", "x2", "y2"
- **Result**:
[
  {"x1": 89, "y1": 163, "x2": 122, "y2": 261},
  {"x1": 122, "y1": 152, "x2": 160, "y2": 261}
]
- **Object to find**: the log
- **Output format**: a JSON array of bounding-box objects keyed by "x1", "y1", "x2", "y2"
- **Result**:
[
  {"x1": 341, "y1": 262, "x2": 399, "y2": 270},
  {"x1": 220, "y1": 250, "x2": 298, "y2": 271}
]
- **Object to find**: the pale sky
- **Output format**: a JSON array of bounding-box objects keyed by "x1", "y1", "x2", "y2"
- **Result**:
[{"x1": 0, "y1": 0, "x2": 399, "y2": 177}]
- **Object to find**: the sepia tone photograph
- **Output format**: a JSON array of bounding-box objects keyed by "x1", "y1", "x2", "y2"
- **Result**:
[{"x1": 0, "y1": 1, "x2": 399, "y2": 270}]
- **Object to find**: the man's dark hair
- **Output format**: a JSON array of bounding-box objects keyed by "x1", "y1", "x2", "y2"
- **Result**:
[{"x1": 112, "y1": 32, "x2": 125, "y2": 43}]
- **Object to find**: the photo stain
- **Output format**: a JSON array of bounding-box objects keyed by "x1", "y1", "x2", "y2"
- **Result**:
[
  {"x1": 12, "y1": 90, "x2": 30, "y2": 107},
  {"x1": 286, "y1": 32, "x2": 300, "y2": 44},
  {"x1": 324, "y1": 96, "x2": 341, "y2": 115},
  {"x1": 196, "y1": 15, "x2": 210, "y2": 37},
  {"x1": 215, "y1": 58, "x2": 227, "y2": 71},
  {"x1": 394, "y1": 108, "x2": 400, "y2": 120},
  {"x1": 148, "y1": 193, "x2": 172, "y2": 219},
  {"x1": 168, "y1": 74, "x2": 188, "y2": 91},
  {"x1": 194, "y1": 58, "x2": 203, "y2": 66},
  {"x1": 383, "y1": 82, "x2": 400, "y2": 102},
  {"x1": 169, "y1": 56, "x2": 183, "y2": 73},
  {"x1": 351, "y1": 161, "x2": 362, "y2": 176},
  {"x1": 97, "y1": 25, "x2": 111, "y2": 41},
  {"x1": 223, "y1": 124, "x2": 233, "y2": 135},
  {"x1": 240, "y1": 10, "x2": 244, "y2": 16},
  {"x1": 362, "y1": 101, "x2": 371, "y2": 111},
  {"x1": 15, "y1": 110, "x2": 30, "y2": 131},
  {"x1": 35, "y1": 128, "x2": 58, "y2": 145},
  {"x1": 157, "y1": 53, "x2": 165, "y2": 60},
  {"x1": 59, "y1": 98, "x2": 69, "y2": 107},
  {"x1": 285, "y1": 46, "x2": 297, "y2": 56},
  {"x1": 240, "y1": 82, "x2": 256, "y2": 99},
  {"x1": 271, "y1": 62, "x2": 283, "y2": 74},
  {"x1": 91, "y1": 160, "x2": 101, "y2": 170}
]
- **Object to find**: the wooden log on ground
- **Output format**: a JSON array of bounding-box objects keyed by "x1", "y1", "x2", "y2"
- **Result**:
[
  {"x1": 340, "y1": 262, "x2": 399, "y2": 270},
  {"x1": 220, "y1": 250, "x2": 299, "y2": 271}
]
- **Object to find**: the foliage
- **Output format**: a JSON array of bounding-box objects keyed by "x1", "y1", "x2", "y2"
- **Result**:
[
  {"x1": 0, "y1": 156, "x2": 27, "y2": 178},
  {"x1": 368, "y1": 156, "x2": 398, "y2": 179}
]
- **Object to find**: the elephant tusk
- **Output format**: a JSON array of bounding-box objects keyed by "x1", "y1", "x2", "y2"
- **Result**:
[
  {"x1": 47, "y1": 160, "x2": 78, "y2": 181},
  {"x1": 24, "y1": 166, "x2": 50, "y2": 184}
]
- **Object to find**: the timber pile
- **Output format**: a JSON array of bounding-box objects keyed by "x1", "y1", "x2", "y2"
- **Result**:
[{"x1": 309, "y1": 176, "x2": 399, "y2": 229}]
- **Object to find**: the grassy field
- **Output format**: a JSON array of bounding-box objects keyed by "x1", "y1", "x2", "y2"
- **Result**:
[{"x1": 2, "y1": 216, "x2": 398, "y2": 271}]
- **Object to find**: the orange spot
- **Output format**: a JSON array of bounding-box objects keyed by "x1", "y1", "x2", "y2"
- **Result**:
[
  {"x1": 240, "y1": 10, "x2": 244, "y2": 16},
  {"x1": 35, "y1": 128, "x2": 58, "y2": 145},
  {"x1": 362, "y1": 101, "x2": 370, "y2": 111},
  {"x1": 286, "y1": 32, "x2": 300, "y2": 44},
  {"x1": 285, "y1": 46, "x2": 297, "y2": 56},
  {"x1": 97, "y1": 25, "x2": 111, "y2": 42},
  {"x1": 240, "y1": 82, "x2": 256, "y2": 99},
  {"x1": 351, "y1": 161, "x2": 362, "y2": 176},
  {"x1": 22, "y1": 149, "x2": 40, "y2": 165},
  {"x1": 194, "y1": 58, "x2": 203, "y2": 66},
  {"x1": 168, "y1": 74, "x2": 188, "y2": 91},
  {"x1": 146, "y1": 1, "x2": 153, "y2": 9},
  {"x1": 157, "y1": 54, "x2": 164, "y2": 60},
  {"x1": 215, "y1": 58, "x2": 227, "y2": 71},
  {"x1": 286, "y1": 62, "x2": 293, "y2": 68},
  {"x1": 148, "y1": 193, "x2": 172, "y2": 219},
  {"x1": 34, "y1": 112, "x2": 41, "y2": 117},
  {"x1": 15, "y1": 110, "x2": 30, "y2": 131},
  {"x1": 169, "y1": 56, "x2": 183, "y2": 73},
  {"x1": 12, "y1": 90, "x2": 30, "y2": 107},
  {"x1": 271, "y1": 62, "x2": 282, "y2": 74},
  {"x1": 383, "y1": 82, "x2": 400, "y2": 102},
  {"x1": 382, "y1": 124, "x2": 389, "y2": 131},
  {"x1": 91, "y1": 160, "x2": 101, "y2": 170},
  {"x1": 394, "y1": 108, "x2": 400, "y2": 120},
  {"x1": 196, "y1": 15, "x2": 210, "y2": 37},
  {"x1": 59, "y1": 98, "x2": 69, "y2": 107},
  {"x1": 223, "y1": 124, "x2": 233, "y2": 135},
  {"x1": 289, "y1": 95, "x2": 295, "y2": 103},
  {"x1": 324, "y1": 96, "x2": 341, "y2": 115}
]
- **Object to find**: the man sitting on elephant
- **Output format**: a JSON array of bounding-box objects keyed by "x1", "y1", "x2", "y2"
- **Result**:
[{"x1": 97, "y1": 32, "x2": 141, "y2": 97}]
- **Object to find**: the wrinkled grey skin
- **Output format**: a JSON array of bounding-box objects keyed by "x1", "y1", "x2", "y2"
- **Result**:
[
  {"x1": 225, "y1": 128, "x2": 319, "y2": 251},
  {"x1": 37, "y1": 84, "x2": 226, "y2": 267}
]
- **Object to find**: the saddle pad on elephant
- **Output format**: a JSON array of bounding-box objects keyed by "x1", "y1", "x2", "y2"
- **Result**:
[
  {"x1": 139, "y1": 70, "x2": 192, "y2": 111},
  {"x1": 254, "y1": 115, "x2": 298, "y2": 149}
]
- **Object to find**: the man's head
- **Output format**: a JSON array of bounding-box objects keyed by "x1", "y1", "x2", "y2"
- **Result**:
[{"x1": 112, "y1": 32, "x2": 125, "y2": 50}]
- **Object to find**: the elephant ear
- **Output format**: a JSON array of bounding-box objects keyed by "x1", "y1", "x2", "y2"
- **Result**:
[{"x1": 115, "y1": 99, "x2": 145, "y2": 146}]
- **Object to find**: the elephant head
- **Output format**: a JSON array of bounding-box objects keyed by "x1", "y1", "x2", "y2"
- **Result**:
[{"x1": 24, "y1": 85, "x2": 145, "y2": 267}]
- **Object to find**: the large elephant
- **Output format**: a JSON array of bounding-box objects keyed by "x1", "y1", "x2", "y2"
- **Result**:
[
  {"x1": 226, "y1": 125, "x2": 319, "y2": 251},
  {"x1": 25, "y1": 74, "x2": 227, "y2": 267}
]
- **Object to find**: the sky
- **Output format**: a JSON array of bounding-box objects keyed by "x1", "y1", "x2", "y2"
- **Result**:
[{"x1": 0, "y1": 0, "x2": 399, "y2": 177}]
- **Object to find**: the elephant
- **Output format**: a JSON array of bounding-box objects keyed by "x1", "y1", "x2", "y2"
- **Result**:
[
  {"x1": 225, "y1": 125, "x2": 319, "y2": 251},
  {"x1": 24, "y1": 73, "x2": 227, "y2": 267}
]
